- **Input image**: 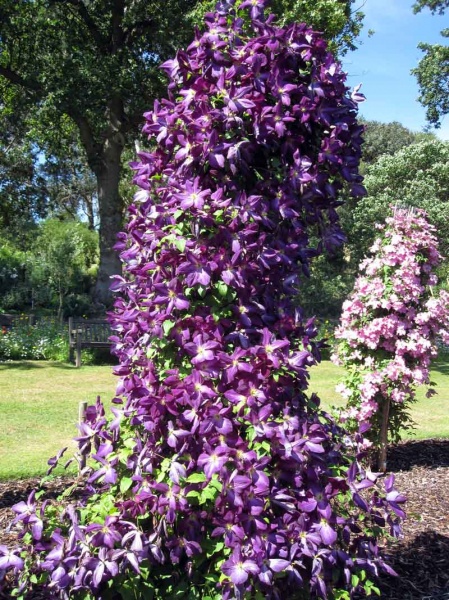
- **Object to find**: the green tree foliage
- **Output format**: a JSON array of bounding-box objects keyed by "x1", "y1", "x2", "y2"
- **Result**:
[
  {"x1": 348, "y1": 140, "x2": 449, "y2": 264},
  {"x1": 29, "y1": 220, "x2": 98, "y2": 318},
  {"x1": 0, "y1": 240, "x2": 28, "y2": 311},
  {"x1": 0, "y1": 113, "x2": 47, "y2": 247},
  {"x1": 359, "y1": 118, "x2": 434, "y2": 166},
  {"x1": 0, "y1": 0, "x2": 207, "y2": 304},
  {"x1": 300, "y1": 137, "x2": 449, "y2": 319},
  {"x1": 0, "y1": 0, "x2": 364, "y2": 307},
  {"x1": 413, "y1": 0, "x2": 449, "y2": 14},
  {"x1": 298, "y1": 122, "x2": 434, "y2": 318},
  {"x1": 0, "y1": 219, "x2": 99, "y2": 315},
  {"x1": 412, "y1": 0, "x2": 449, "y2": 127},
  {"x1": 43, "y1": 150, "x2": 98, "y2": 230}
]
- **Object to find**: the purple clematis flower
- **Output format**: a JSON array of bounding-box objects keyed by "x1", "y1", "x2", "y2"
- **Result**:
[
  {"x1": 222, "y1": 547, "x2": 260, "y2": 584},
  {"x1": 184, "y1": 334, "x2": 220, "y2": 365},
  {"x1": 197, "y1": 445, "x2": 230, "y2": 478},
  {"x1": 175, "y1": 178, "x2": 211, "y2": 210},
  {"x1": 0, "y1": 546, "x2": 24, "y2": 571}
]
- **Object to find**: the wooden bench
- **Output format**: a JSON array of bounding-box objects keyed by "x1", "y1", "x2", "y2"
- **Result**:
[{"x1": 68, "y1": 318, "x2": 112, "y2": 367}]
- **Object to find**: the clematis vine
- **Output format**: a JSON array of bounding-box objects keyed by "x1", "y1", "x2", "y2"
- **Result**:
[
  {"x1": 2, "y1": 2, "x2": 404, "y2": 599},
  {"x1": 333, "y1": 207, "x2": 449, "y2": 470}
]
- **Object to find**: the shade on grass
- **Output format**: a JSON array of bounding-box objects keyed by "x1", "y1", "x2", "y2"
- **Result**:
[{"x1": 0, "y1": 362, "x2": 117, "y2": 479}]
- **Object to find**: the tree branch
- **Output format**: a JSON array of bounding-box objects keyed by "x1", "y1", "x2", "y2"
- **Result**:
[
  {"x1": 0, "y1": 65, "x2": 41, "y2": 92},
  {"x1": 50, "y1": 0, "x2": 108, "y2": 50},
  {"x1": 110, "y1": 0, "x2": 126, "y2": 51},
  {"x1": 65, "y1": 108, "x2": 103, "y2": 172},
  {"x1": 123, "y1": 17, "x2": 154, "y2": 48}
]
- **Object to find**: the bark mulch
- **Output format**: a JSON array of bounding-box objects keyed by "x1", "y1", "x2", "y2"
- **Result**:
[{"x1": 0, "y1": 439, "x2": 448, "y2": 599}]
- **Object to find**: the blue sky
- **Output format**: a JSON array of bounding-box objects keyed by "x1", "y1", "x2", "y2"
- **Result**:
[{"x1": 342, "y1": 0, "x2": 449, "y2": 139}]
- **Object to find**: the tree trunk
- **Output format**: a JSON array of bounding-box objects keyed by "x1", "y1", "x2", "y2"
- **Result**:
[
  {"x1": 84, "y1": 193, "x2": 96, "y2": 231},
  {"x1": 93, "y1": 138, "x2": 124, "y2": 307}
]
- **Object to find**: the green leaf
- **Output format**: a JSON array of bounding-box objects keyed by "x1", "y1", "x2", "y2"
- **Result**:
[
  {"x1": 206, "y1": 541, "x2": 224, "y2": 557},
  {"x1": 120, "y1": 477, "x2": 133, "y2": 494},
  {"x1": 186, "y1": 490, "x2": 200, "y2": 498},
  {"x1": 163, "y1": 320, "x2": 175, "y2": 335},
  {"x1": 186, "y1": 472, "x2": 207, "y2": 483},
  {"x1": 216, "y1": 281, "x2": 228, "y2": 297},
  {"x1": 174, "y1": 238, "x2": 186, "y2": 252}
]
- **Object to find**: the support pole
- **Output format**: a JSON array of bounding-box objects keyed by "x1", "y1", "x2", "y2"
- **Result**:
[
  {"x1": 68, "y1": 317, "x2": 74, "y2": 364},
  {"x1": 377, "y1": 397, "x2": 391, "y2": 473},
  {"x1": 78, "y1": 401, "x2": 88, "y2": 473},
  {"x1": 76, "y1": 328, "x2": 82, "y2": 368}
]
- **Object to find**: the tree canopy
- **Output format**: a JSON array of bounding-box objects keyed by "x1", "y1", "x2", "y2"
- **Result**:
[
  {"x1": 413, "y1": 0, "x2": 449, "y2": 14},
  {"x1": 0, "y1": 0, "x2": 208, "y2": 303},
  {"x1": 0, "y1": 112, "x2": 47, "y2": 246},
  {"x1": 348, "y1": 139, "x2": 449, "y2": 262},
  {"x1": 412, "y1": 0, "x2": 449, "y2": 127},
  {"x1": 359, "y1": 119, "x2": 434, "y2": 166}
]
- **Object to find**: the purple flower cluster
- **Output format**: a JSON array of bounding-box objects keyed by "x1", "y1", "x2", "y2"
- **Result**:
[
  {"x1": 333, "y1": 207, "x2": 449, "y2": 442},
  {"x1": 1, "y1": 2, "x2": 403, "y2": 599}
]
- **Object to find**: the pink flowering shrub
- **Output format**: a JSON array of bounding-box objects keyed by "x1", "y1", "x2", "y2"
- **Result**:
[
  {"x1": 1, "y1": 2, "x2": 405, "y2": 599},
  {"x1": 333, "y1": 207, "x2": 449, "y2": 466}
]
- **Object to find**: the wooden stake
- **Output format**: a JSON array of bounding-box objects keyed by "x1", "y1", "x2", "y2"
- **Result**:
[
  {"x1": 377, "y1": 397, "x2": 391, "y2": 472},
  {"x1": 78, "y1": 401, "x2": 88, "y2": 473},
  {"x1": 75, "y1": 328, "x2": 82, "y2": 368}
]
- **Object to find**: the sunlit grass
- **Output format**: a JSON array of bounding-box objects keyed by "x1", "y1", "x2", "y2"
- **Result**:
[
  {"x1": 0, "y1": 361, "x2": 117, "y2": 480},
  {"x1": 1, "y1": 355, "x2": 448, "y2": 480},
  {"x1": 309, "y1": 355, "x2": 449, "y2": 440}
]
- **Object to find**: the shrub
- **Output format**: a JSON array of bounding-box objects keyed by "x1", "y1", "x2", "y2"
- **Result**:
[
  {"x1": 1, "y1": 2, "x2": 403, "y2": 599},
  {"x1": 332, "y1": 207, "x2": 449, "y2": 469},
  {"x1": 0, "y1": 242, "x2": 29, "y2": 311},
  {"x1": 0, "y1": 317, "x2": 67, "y2": 362}
]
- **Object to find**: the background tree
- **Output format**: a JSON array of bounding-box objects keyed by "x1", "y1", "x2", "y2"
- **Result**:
[
  {"x1": 347, "y1": 139, "x2": 449, "y2": 265},
  {"x1": 29, "y1": 220, "x2": 99, "y2": 318},
  {"x1": 0, "y1": 239, "x2": 28, "y2": 311},
  {"x1": 413, "y1": 0, "x2": 449, "y2": 15},
  {"x1": 0, "y1": 0, "x2": 364, "y2": 307},
  {"x1": 0, "y1": 0, "x2": 206, "y2": 304},
  {"x1": 358, "y1": 118, "x2": 434, "y2": 167},
  {"x1": 0, "y1": 111, "x2": 47, "y2": 248},
  {"x1": 43, "y1": 150, "x2": 98, "y2": 230},
  {"x1": 412, "y1": 0, "x2": 449, "y2": 127}
]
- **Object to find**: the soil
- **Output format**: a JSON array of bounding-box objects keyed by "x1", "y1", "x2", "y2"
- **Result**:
[{"x1": 0, "y1": 439, "x2": 448, "y2": 599}]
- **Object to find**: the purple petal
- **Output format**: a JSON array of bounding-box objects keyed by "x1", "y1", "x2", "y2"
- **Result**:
[{"x1": 268, "y1": 559, "x2": 290, "y2": 573}]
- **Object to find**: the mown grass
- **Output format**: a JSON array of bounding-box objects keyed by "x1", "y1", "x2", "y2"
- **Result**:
[
  {"x1": 309, "y1": 355, "x2": 449, "y2": 440},
  {"x1": 0, "y1": 362, "x2": 117, "y2": 480},
  {"x1": 1, "y1": 356, "x2": 448, "y2": 480}
]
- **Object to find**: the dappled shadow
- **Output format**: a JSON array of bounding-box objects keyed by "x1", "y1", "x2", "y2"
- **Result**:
[
  {"x1": 432, "y1": 357, "x2": 449, "y2": 377},
  {"x1": 388, "y1": 439, "x2": 449, "y2": 471},
  {"x1": 378, "y1": 531, "x2": 449, "y2": 599},
  {"x1": 0, "y1": 361, "x2": 75, "y2": 371}
]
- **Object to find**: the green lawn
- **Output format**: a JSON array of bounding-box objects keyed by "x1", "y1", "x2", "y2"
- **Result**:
[
  {"x1": 0, "y1": 362, "x2": 117, "y2": 480},
  {"x1": 309, "y1": 356, "x2": 449, "y2": 440},
  {"x1": 0, "y1": 357, "x2": 448, "y2": 480}
]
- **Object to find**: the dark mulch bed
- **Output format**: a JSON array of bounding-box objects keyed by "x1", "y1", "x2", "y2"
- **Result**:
[{"x1": 1, "y1": 439, "x2": 448, "y2": 599}]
